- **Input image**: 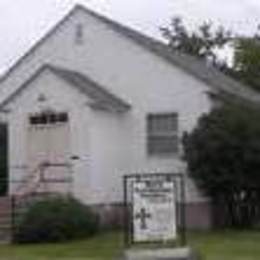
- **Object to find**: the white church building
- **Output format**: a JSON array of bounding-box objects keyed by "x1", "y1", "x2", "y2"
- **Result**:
[{"x1": 0, "y1": 5, "x2": 259, "y2": 229}]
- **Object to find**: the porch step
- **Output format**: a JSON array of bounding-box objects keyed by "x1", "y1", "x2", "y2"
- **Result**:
[
  {"x1": 0, "y1": 197, "x2": 12, "y2": 243},
  {"x1": 124, "y1": 248, "x2": 199, "y2": 260}
]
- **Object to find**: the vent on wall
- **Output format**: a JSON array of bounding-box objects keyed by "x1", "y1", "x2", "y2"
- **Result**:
[
  {"x1": 37, "y1": 93, "x2": 47, "y2": 102},
  {"x1": 75, "y1": 23, "x2": 84, "y2": 45}
]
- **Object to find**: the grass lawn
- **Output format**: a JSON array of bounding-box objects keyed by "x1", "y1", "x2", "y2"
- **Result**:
[
  {"x1": 0, "y1": 230, "x2": 259, "y2": 260},
  {"x1": 189, "y1": 230, "x2": 260, "y2": 260}
]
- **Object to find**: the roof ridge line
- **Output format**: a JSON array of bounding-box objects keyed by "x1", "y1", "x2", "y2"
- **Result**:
[
  {"x1": 1, "y1": 3, "x2": 260, "y2": 106},
  {"x1": 0, "y1": 6, "x2": 82, "y2": 83},
  {"x1": 0, "y1": 63, "x2": 131, "y2": 112}
]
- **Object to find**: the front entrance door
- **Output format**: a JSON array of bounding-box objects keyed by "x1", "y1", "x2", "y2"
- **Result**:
[{"x1": 26, "y1": 112, "x2": 71, "y2": 194}]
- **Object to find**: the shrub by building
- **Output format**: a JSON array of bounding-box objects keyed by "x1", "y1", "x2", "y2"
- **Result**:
[
  {"x1": 183, "y1": 104, "x2": 260, "y2": 228},
  {"x1": 14, "y1": 196, "x2": 99, "y2": 243}
]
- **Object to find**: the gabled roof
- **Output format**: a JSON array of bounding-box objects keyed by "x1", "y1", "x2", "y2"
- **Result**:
[
  {"x1": 1, "y1": 4, "x2": 260, "y2": 107},
  {"x1": 74, "y1": 5, "x2": 260, "y2": 106},
  {"x1": 49, "y1": 66, "x2": 131, "y2": 112},
  {"x1": 0, "y1": 65, "x2": 131, "y2": 113}
]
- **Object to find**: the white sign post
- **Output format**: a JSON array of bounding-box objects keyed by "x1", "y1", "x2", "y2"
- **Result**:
[{"x1": 133, "y1": 179, "x2": 176, "y2": 242}]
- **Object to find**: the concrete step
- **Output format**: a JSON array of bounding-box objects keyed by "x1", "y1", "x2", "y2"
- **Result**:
[
  {"x1": 124, "y1": 248, "x2": 199, "y2": 260},
  {"x1": 0, "y1": 222, "x2": 12, "y2": 244},
  {"x1": 0, "y1": 197, "x2": 12, "y2": 210},
  {"x1": 0, "y1": 197, "x2": 13, "y2": 244},
  {"x1": 0, "y1": 228, "x2": 12, "y2": 244},
  {"x1": 0, "y1": 226, "x2": 11, "y2": 231},
  {"x1": 0, "y1": 211, "x2": 11, "y2": 217},
  {"x1": 0, "y1": 205, "x2": 12, "y2": 213},
  {"x1": 0, "y1": 218, "x2": 11, "y2": 225},
  {"x1": 0, "y1": 218, "x2": 12, "y2": 226}
]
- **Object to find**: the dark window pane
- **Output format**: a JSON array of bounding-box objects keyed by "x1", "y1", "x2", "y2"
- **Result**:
[
  {"x1": 39, "y1": 114, "x2": 48, "y2": 124},
  {"x1": 148, "y1": 113, "x2": 177, "y2": 134},
  {"x1": 147, "y1": 113, "x2": 178, "y2": 155},
  {"x1": 29, "y1": 116, "x2": 38, "y2": 125},
  {"x1": 148, "y1": 136, "x2": 178, "y2": 155},
  {"x1": 58, "y1": 113, "x2": 68, "y2": 123},
  {"x1": 49, "y1": 113, "x2": 57, "y2": 124},
  {"x1": 29, "y1": 112, "x2": 68, "y2": 125}
]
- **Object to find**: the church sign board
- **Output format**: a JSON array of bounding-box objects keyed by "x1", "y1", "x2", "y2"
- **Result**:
[
  {"x1": 133, "y1": 179, "x2": 176, "y2": 242},
  {"x1": 123, "y1": 173, "x2": 186, "y2": 247}
]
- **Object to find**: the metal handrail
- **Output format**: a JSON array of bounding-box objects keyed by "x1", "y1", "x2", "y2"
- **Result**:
[
  {"x1": 13, "y1": 162, "x2": 73, "y2": 196},
  {"x1": 14, "y1": 165, "x2": 42, "y2": 195}
]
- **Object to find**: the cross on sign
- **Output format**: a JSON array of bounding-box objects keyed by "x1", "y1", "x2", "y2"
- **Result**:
[{"x1": 135, "y1": 207, "x2": 151, "y2": 230}]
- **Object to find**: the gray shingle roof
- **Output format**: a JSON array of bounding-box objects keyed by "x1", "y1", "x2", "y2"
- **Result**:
[
  {"x1": 0, "y1": 65, "x2": 131, "y2": 113},
  {"x1": 76, "y1": 5, "x2": 260, "y2": 106},
  {"x1": 49, "y1": 66, "x2": 131, "y2": 112},
  {"x1": 1, "y1": 4, "x2": 260, "y2": 107}
]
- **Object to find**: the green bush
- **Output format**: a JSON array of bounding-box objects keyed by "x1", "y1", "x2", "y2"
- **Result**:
[
  {"x1": 183, "y1": 104, "x2": 260, "y2": 227},
  {"x1": 14, "y1": 196, "x2": 99, "y2": 243}
]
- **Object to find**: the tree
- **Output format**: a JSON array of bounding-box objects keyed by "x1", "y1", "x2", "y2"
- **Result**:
[
  {"x1": 183, "y1": 105, "x2": 260, "y2": 227},
  {"x1": 233, "y1": 37, "x2": 260, "y2": 91},
  {"x1": 161, "y1": 17, "x2": 260, "y2": 91},
  {"x1": 161, "y1": 17, "x2": 231, "y2": 65}
]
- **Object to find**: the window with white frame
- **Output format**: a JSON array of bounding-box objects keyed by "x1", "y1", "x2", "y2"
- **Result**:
[{"x1": 147, "y1": 113, "x2": 178, "y2": 156}]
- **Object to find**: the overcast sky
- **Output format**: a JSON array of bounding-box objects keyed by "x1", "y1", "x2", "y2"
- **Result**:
[{"x1": 0, "y1": 0, "x2": 259, "y2": 74}]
